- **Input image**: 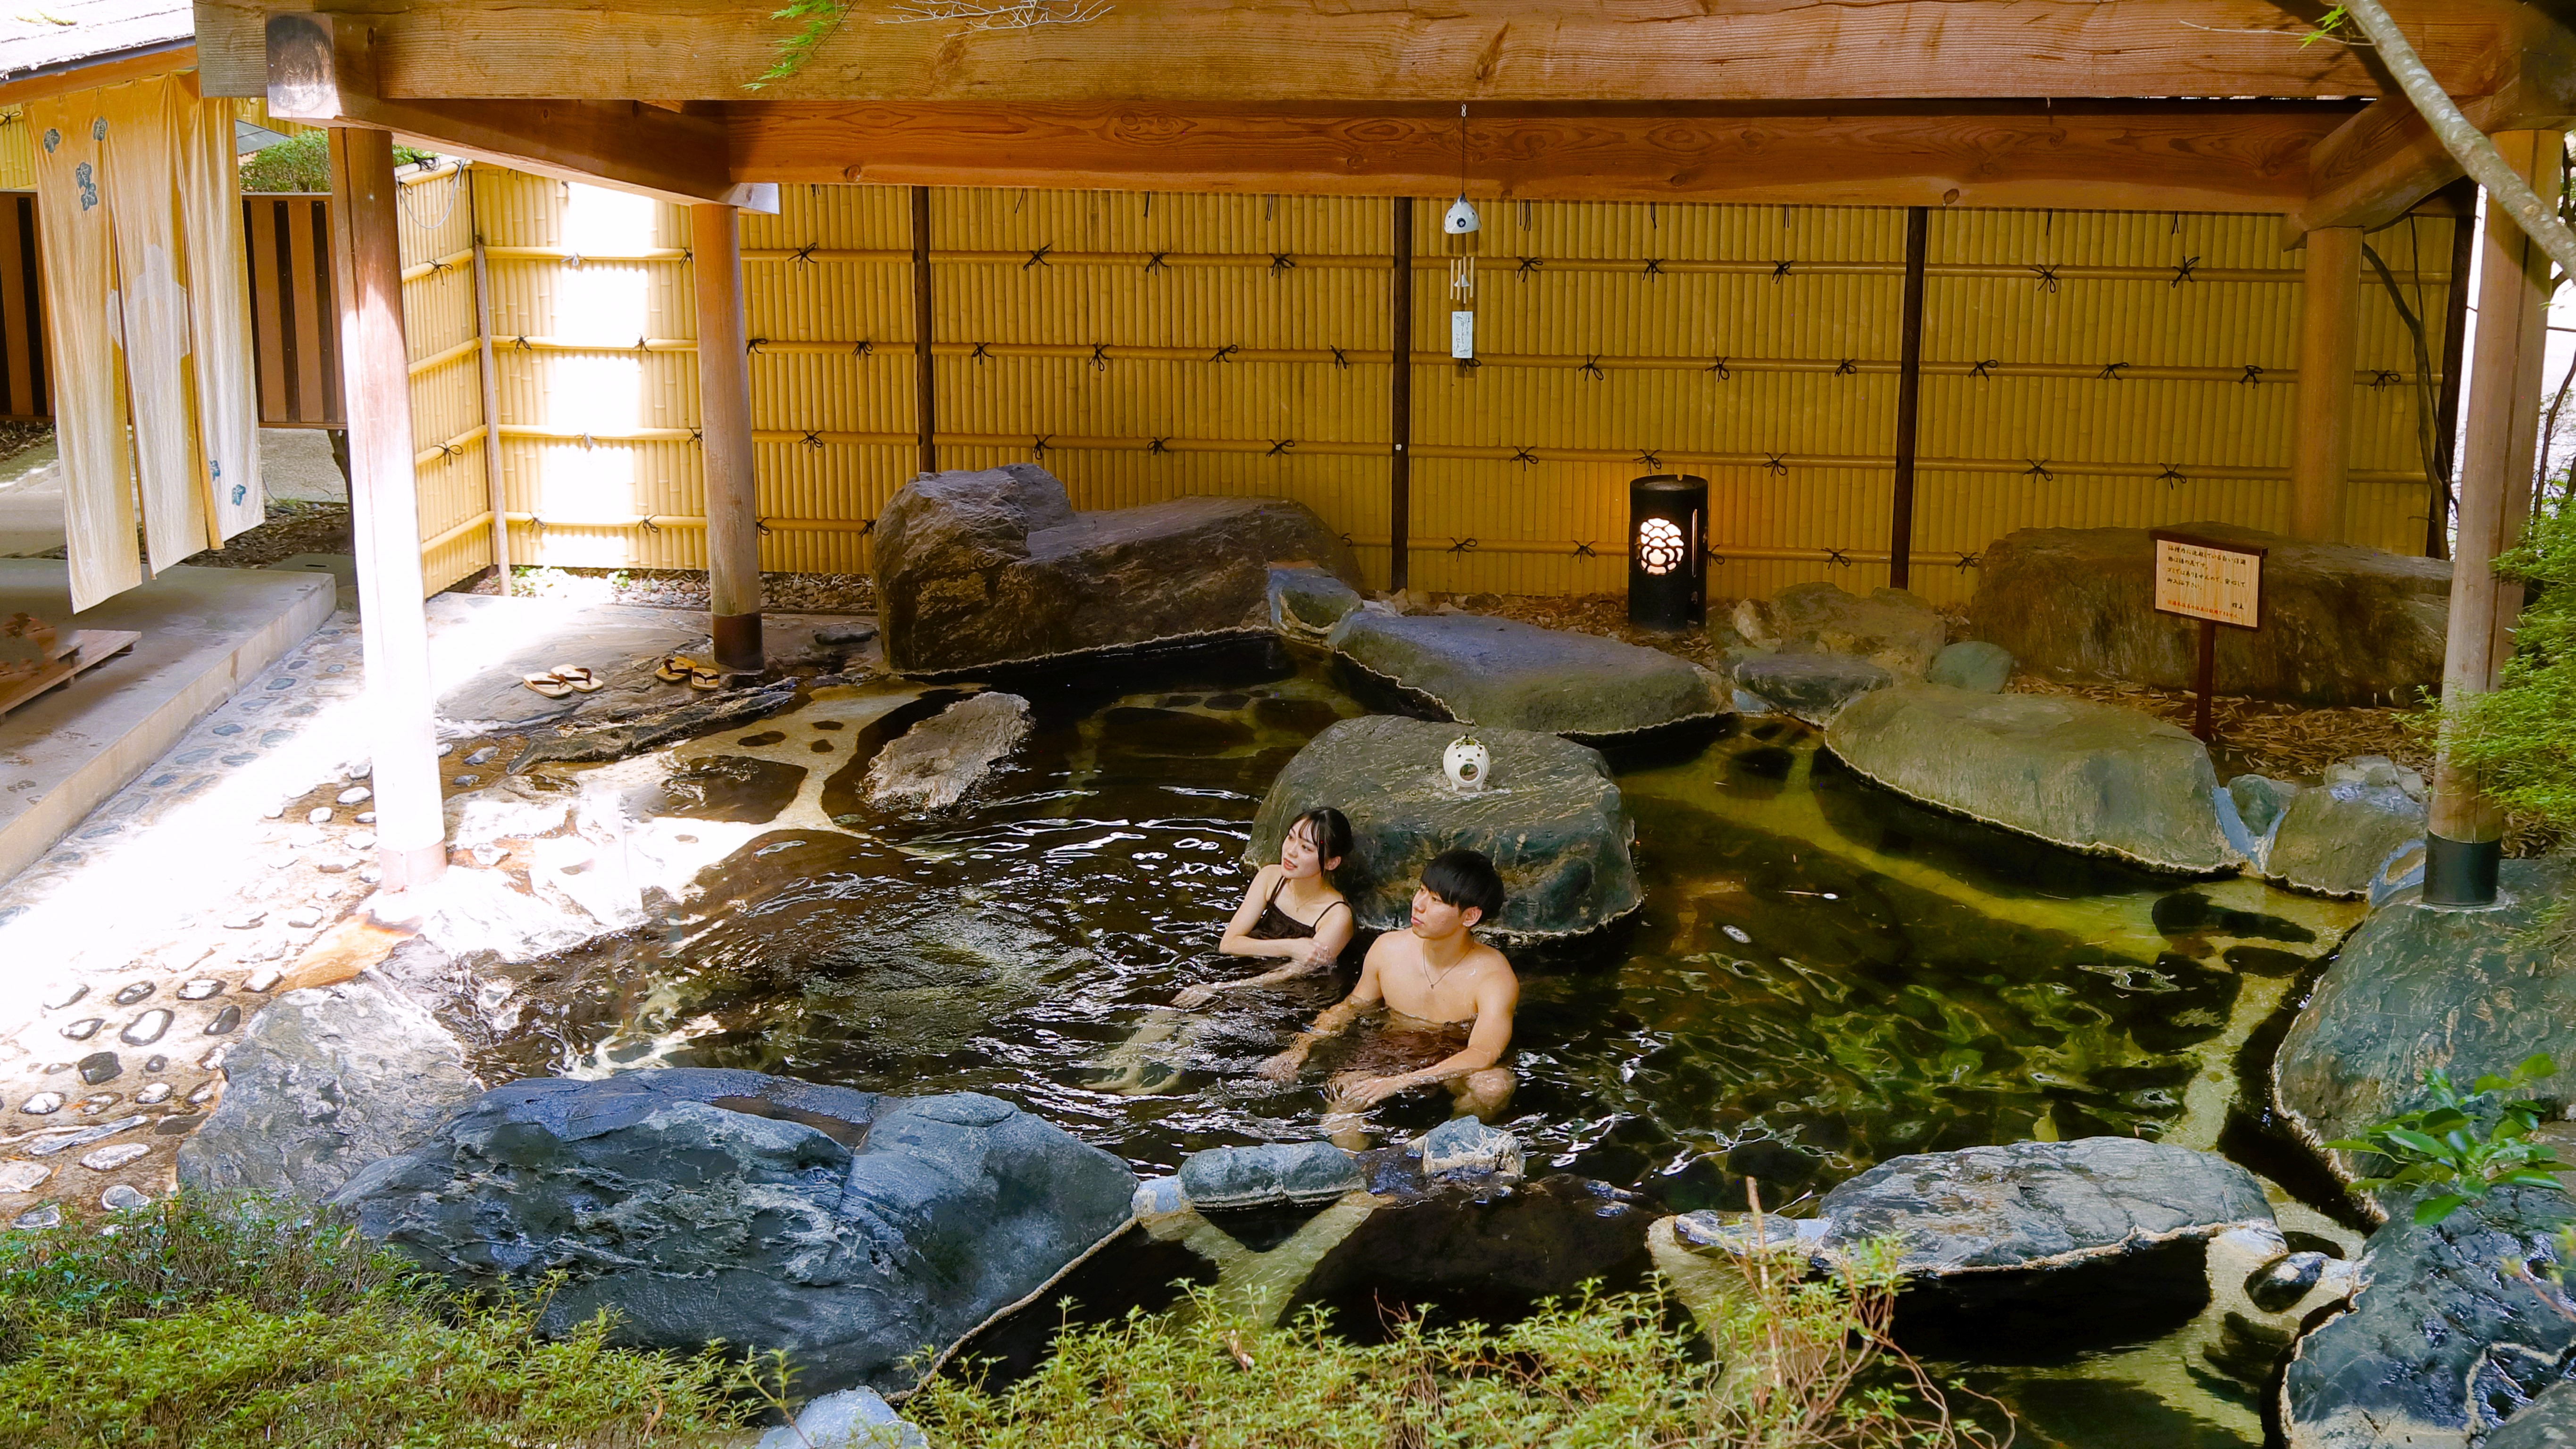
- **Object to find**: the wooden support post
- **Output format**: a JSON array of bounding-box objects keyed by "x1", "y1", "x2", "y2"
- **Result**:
[
  {"x1": 1887, "y1": 205, "x2": 1928, "y2": 591},
  {"x1": 466, "y1": 168, "x2": 511, "y2": 597},
  {"x1": 1389, "y1": 197, "x2": 1413, "y2": 594},
  {"x1": 911, "y1": 185, "x2": 936, "y2": 477},
  {"x1": 2426, "y1": 131, "x2": 2563, "y2": 907},
  {"x1": 2429, "y1": 203, "x2": 2478, "y2": 558},
  {"x1": 691, "y1": 201, "x2": 763, "y2": 672},
  {"x1": 325, "y1": 126, "x2": 444, "y2": 891},
  {"x1": 2289, "y1": 225, "x2": 2362, "y2": 542}
]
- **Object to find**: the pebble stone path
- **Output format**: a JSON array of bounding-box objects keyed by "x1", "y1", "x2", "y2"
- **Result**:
[{"x1": 0, "y1": 605, "x2": 413, "y2": 1227}]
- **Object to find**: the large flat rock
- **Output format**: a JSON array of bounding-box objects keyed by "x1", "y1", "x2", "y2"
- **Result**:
[
  {"x1": 1327, "y1": 610, "x2": 1722, "y2": 741},
  {"x1": 329, "y1": 1069, "x2": 1139, "y2": 1397},
  {"x1": 874, "y1": 464, "x2": 1359, "y2": 676},
  {"x1": 2274, "y1": 858, "x2": 2576, "y2": 1195},
  {"x1": 1246, "y1": 715, "x2": 1641, "y2": 941},
  {"x1": 1968, "y1": 522, "x2": 2450, "y2": 706},
  {"x1": 1825, "y1": 684, "x2": 2240, "y2": 874}
]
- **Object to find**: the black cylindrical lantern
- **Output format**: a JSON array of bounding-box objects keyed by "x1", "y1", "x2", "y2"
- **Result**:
[{"x1": 1627, "y1": 474, "x2": 1708, "y2": 630}]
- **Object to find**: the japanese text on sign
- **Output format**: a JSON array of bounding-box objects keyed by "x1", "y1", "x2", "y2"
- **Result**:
[{"x1": 2153, "y1": 538, "x2": 2262, "y2": 628}]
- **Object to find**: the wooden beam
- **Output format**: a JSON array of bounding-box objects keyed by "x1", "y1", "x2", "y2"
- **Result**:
[
  {"x1": 2289, "y1": 227, "x2": 2361, "y2": 542},
  {"x1": 325, "y1": 125, "x2": 446, "y2": 892},
  {"x1": 192, "y1": 0, "x2": 2525, "y2": 106},
  {"x1": 728, "y1": 100, "x2": 2354, "y2": 214},
  {"x1": 1389, "y1": 197, "x2": 1412, "y2": 595},
  {"x1": 2425, "y1": 131, "x2": 2563, "y2": 905},
  {"x1": 910, "y1": 186, "x2": 934, "y2": 476},
  {"x1": 692, "y1": 202, "x2": 764, "y2": 672},
  {"x1": 265, "y1": 13, "x2": 773, "y2": 211},
  {"x1": 0, "y1": 43, "x2": 195, "y2": 104}
]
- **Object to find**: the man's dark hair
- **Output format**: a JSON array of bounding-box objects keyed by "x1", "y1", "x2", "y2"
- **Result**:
[
  {"x1": 1420, "y1": 848, "x2": 1505, "y2": 924},
  {"x1": 1292, "y1": 806, "x2": 1354, "y2": 870}
]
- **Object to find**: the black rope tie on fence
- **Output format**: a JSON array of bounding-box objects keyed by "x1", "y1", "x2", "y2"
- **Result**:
[
  {"x1": 1266, "y1": 439, "x2": 1296, "y2": 457},
  {"x1": 1147, "y1": 437, "x2": 1170, "y2": 456},
  {"x1": 529, "y1": 516, "x2": 547, "y2": 539},
  {"x1": 424, "y1": 257, "x2": 450, "y2": 275},
  {"x1": 1642, "y1": 258, "x2": 1666, "y2": 279},
  {"x1": 688, "y1": 425, "x2": 703, "y2": 443},
  {"x1": 1707, "y1": 357, "x2": 1731, "y2": 380},
  {"x1": 2029, "y1": 264, "x2": 2061, "y2": 293},
  {"x1": 1340, "y1": 531, "x2": 1356, "y2": 547},
  {"x1": 1954, "y1": 550, "x2": 1981, "y2": 571},
  {"x1": 1454, "y1": 358, "x2": 1482, "y2": 375},
  {"x1": 2024, "y1": 458, "x2": 2053, "y2": 481},
  {"x1": 756, "y1": 517, "x2": 774, "y2": 537},
  {"x1": 564, "y1": 252, "x2": 584, "y2": 270},
  {"x1": 1636, "y1": 450, "x2": 1662, "y2": 470},
  {"x1": 746, "y1": 337, "x2": 768, "y2": 355},
  {"x1": 1763, "y1": 453, "x2": 1788, "y2": 475},
  {"x1": 858, "y1": 518, "x2": 876, "y2": 536},
  {"x1": 2157, "y1": 463, "x2": 2187, "y2": 487},
  {"x1": 1144, "y1": 251, "x2": 1170, "y2": 274},
  {"x1": 1021, "y1": 244, "x2": 1053, "y2": 271},
  {"x1": 636, "y1": 515, "x2": 663, "y2": 535},
  {"x1": 512, "y1": 336, "x2": 532, "y2": 352},
  {"x1": 1330, "y1": 346, "x2": 1351, "y2": 370},
  {"x1": 2239, "y1": 364, "x2": 2265, "y2": 385},
  {"x1": 1970, "y1": 358, "x2": 1999, "y2": 379},
  {"x1": 1089, "y1": 342, "x2": 1110, "y2": 372},
  {"x1": 577, "y1": 432, "x2": 595, "y2": 450},
  {"x1": 1572, "y1": 541, "x2": 1598, "y2": 559},
  {"x1": 1445, "y1": 537, "x2": 1479, "y2": 555},
  {"x1": 632, "y1": 336, "x2": 647, "y2": 353},
  {"x1": 1209, "y1": 344, "x2": 1240, "y2": 363},
  {"x1": 971, "y1": 341, "x2": 993, "y2": 365},
  {"x1": 1577, "y1": 356, "x2": 1607, "y2": 380},
  {"x1": 790, "y1": 242, "x2": 820, "y2": 266},
  {"x1": 2370, "y1": 368, "x2": 2402, "y2": 390},
  {"x1": 1030, "y1": 435, "x2": 1052, "y2": 459},
  {"x1": 1510, "y1": 446, "x2": 1539, "y2": 467},
  {"x1": 2170, "y1": 256, "x2": 2200, "y2": 287},
  {"x1": 1517, "y1": 257, "x2": 1543, "y2": 277},
  {"x1": 2098, "y1": 361, "x2": 2130, "y2": 381},
  {"x1": 1771, "y1": 260, "x2": 1794, "y2": 282},
  {"x1": 1825, "y1": 548, "x2": 1853, "y2": 568},
  {"x1": 1834, "y1": 358, "x2": 1859, "y2": 376},
  {"x1": 800, "y1": 431, "x2": 825, "y2": 451},
  {"x1": 436, "y1": 442, "x2": 461, "y2": 459},
  {"x1": 1268, "y1": 252, "x2": 1295, "y2": 276},
  {"x1": 681, "y1": 247, "x2": 693, "y2": 263},
  {"x1": 852, "y1": 339, "x2": 874, "y2": 358}
]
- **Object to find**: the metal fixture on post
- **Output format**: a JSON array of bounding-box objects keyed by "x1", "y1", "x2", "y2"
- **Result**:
[{"x1": 1627, "y1": 474, "x2": 1708, "y2": 631}]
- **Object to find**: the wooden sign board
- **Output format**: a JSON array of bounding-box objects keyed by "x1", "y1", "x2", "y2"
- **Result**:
[{"x1": 2151, "y1": 531, "x2": 2266, "y2": 630}]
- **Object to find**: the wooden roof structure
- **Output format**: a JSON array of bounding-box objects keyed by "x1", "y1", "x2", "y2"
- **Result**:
[{"x1": 174, "y1": 0, "x2": 2572, "y2": 235}]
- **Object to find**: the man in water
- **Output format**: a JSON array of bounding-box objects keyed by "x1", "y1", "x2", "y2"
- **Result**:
[{"x1": 1256, "y1": 848, "x2": 1517, "y2": 1124}]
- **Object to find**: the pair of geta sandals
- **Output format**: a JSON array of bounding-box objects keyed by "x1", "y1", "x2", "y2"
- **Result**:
[
  {"x1": 654, "y1": 655, "x2": 725, "y2": 691},
  {"x1": 522, "y1": 665, "x2": 604, "y2": 700}
]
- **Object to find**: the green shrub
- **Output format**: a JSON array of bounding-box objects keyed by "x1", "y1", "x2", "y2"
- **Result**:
[
  {"x1": 2326, "y1": 1054, "x2": 2568, "y2": 1224},
  {"x1": 239, "y1": 131, "x2": 439, "y2": 193},
  {"x1": 0, "y1": 1193, "x2": 750, "y2": 1448},
  {"x1": 908, "y1": 1243, "x2": 2004, "y2": 1449},
  {"x1": 2441, "y1": 500, "x2": 2576, "y2": 849}
]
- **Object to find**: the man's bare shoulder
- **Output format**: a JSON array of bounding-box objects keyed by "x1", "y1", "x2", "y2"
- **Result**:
[{"x1": 1466, "y1": 940, "x2": 1517, "y2": 987}]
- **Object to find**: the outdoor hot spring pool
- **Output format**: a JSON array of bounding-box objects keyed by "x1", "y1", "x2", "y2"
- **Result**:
[{"x1": 472, "y1": 644, "x2": 2366, "y2": 1449}]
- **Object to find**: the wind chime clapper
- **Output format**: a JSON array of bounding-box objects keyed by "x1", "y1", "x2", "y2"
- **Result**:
[{"x1": 1445, "y1": 103, "x2": 1479, "y2": 362}]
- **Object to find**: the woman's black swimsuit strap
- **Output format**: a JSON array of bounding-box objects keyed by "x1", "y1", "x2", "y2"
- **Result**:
[{"x1": 1247, "y1": 873, "x2": 1348, "y2": 941}]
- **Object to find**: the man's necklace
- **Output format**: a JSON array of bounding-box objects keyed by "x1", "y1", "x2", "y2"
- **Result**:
[{"x1": 1419, "y1": 953, "x2": 1468, "y2": 991}]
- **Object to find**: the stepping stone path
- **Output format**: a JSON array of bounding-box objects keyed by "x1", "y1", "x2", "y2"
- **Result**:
[{"x1": 1328, "y1": 610, "x2": 1722, "y2": 741}]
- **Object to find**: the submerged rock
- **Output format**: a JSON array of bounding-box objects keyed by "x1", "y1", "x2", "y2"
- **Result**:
[
  {"x1": 1177, "y1": 1141, "x2": 1365, "y2": 1208},
  {"x1": 2492, "y1": 1382, "x2": 2576, "y2": 1449},
  {"x1": 1268, "y1": 566, "x2": 1366, "y2": 644},
  {"x1": 2274, "y1": 858, "x2": 2576, "y2": 1196},
  {"x1": 1419, "y1": 1117, "x2": 1524, "y2": 1181},
  {"x1": 1734, "y1": 582, "x2": 1948, "y2": 678},
  {"x1": 1968, "y1": 522, "x2": 2450, "y2": 706},
  {"x1": 1246, "y1": 715, "x2": 1641, "y2": 941},
  {"x1": 509, "y1": 682, "x2": 800, "y2": 772},
  {"x1": 329, "y1": 1069, "x2": 1138, "y2": 1396},
  {"x1": 1327, "y1": 610, "x2": 1722, "y2": 741},
  {"x1": 755, "y1": 1387, "x2": 927, "y2": 1449},
  {"x1": 2281, "y1": 1186, "x2": 2576, "y2": 1449},
  {"x1": 176, "y1": 978, "x2": 481, "y2": 1200},
  {"x1": 863, "y1": 691, "x2": 1032, "y2": 812},
  {"x1": 1731, "y1": 652, "x2": 1893, "y2": 724},
  {"x1": 1826, "y1": 685, "x2": 2240, "y2": 874},
  {"x1": 1286, "y1": 1175, "x2": 1655, "y2": 1324},
  {"x1": 873, "y1": 464, "x2": 1359, "y2": 676}
]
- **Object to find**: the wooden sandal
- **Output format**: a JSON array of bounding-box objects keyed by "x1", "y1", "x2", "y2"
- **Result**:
[
  {"x1": 687, "y1": 667, "x2": 724, "y2": 691},
  {"x1": 523, "y1": 671, "x2": 574, "y2": 700},
  {"x1": 653, "y1": 655, "x2": 697, "y2": 683},
  {"x1": 555, "y1": 665, "x2": 604, "y2": 693}
]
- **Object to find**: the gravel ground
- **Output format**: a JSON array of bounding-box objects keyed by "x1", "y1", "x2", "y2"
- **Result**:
[
  {"x1": 0, "y1": 420, "x2": 50, "y2": 465},
  {"x1": 448, "y1": 566, "x2": 875, "y2": 614}
]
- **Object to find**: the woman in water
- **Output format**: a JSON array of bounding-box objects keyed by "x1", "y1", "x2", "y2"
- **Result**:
[{"x1": 1173, "y1": 806, "x2": 1357, "y2": 1008}]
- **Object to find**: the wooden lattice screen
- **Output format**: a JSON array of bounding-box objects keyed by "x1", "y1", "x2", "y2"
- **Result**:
[{"x1": 242, "y1": 193, "x2": 342, "y2": 428}]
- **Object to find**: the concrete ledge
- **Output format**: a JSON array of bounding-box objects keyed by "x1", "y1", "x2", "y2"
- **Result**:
[{"x1": 0, "y1": 562, "x2": 336, "y2": 883}]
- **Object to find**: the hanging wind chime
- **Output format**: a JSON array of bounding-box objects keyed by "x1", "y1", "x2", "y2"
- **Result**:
[{"x1": 1443, "y1": 103, "x2": 1479, "y2": 362}]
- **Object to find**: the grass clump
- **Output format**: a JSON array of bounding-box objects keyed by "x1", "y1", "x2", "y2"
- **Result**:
[
  {"x1": 909, "y1": 1241, "x2": 2005, "y2": 1449},
  {"x1": 0, "y1": 1193, "x2": 752, "y2": 1448}
]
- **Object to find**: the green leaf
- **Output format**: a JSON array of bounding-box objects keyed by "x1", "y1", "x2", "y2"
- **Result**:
[
  {"x1": 2495, "y1": 1169, "x2": 2568, "y2": 1190},
  {"x1": 2383, "y1": 1128, "x2": 2449, "y2": 1158},
  {"x1": 2414, "y1": 1194, "x2": 2470, "y2": 1225},
  {"x1": 2518, "y1": 1053, "x2": 2557, "y2": 1081}
]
